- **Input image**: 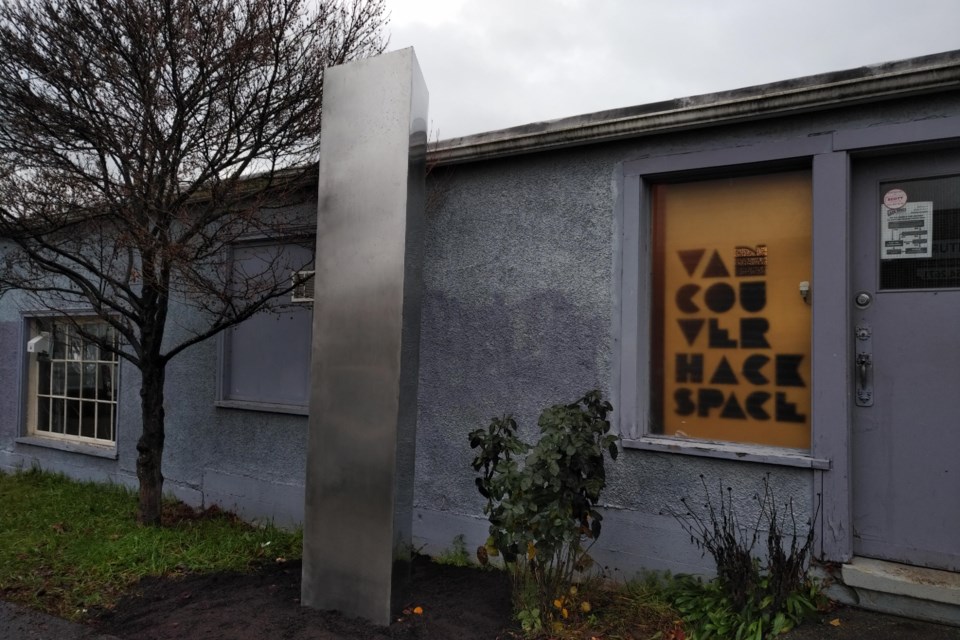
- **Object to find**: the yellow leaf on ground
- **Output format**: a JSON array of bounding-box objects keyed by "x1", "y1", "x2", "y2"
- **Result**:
[{"x1": 829, "y1": 618, "x2": 842, "y2": 627}]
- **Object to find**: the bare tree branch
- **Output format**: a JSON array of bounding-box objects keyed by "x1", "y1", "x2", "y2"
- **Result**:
[{"x1": 0, "y1": 0, "x2": 388, "y2": 524}]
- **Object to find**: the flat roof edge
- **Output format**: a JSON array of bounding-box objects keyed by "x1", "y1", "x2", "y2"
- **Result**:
[{"x1": 428, "y1": 50, "x2": 960, "y2": 166}]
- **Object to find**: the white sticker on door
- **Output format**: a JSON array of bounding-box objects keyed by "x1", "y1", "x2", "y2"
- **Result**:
[{"x1": 881, "y1": 201, "x2": 933, "y2": 260}]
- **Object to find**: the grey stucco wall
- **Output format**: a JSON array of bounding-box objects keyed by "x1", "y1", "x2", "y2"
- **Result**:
[
  {"x1": 0, "y1": 203, "x2": 317, "y2": 528},
  {"x1": 415, "y1": 150, "x2": 615, "y2": 512},
  {"x1": 0, "y1": 295, "x2": 311, "y2": 526},
  {"x1": 411, "y1": 91, "x2": 960, "y2": 575},
  {"x1": 413, "y1": 141, "x2": 814, "y2": 575},
  {"x1": 1, "y1": 89, "x2": 959, "y2": 578}
]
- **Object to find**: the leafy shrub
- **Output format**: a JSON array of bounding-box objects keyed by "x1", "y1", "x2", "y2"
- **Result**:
[
  {"x1": 666, "y1": 475, "x2": 821, "y2": 639},
  {"x1": 668, "y1": 573, "x2": 820, "y2": 640},
  {"x1": 468, "y1": 390, "x2": 618, "y2": 633}
]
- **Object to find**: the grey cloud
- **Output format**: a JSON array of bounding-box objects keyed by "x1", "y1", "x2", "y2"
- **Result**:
[{"x1": 390, "y1": 0, "x2": 960, "y2": 138}]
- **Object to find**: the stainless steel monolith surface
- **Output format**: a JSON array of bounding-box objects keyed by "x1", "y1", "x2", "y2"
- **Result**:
[{"x1": 301, "y1": 48, "x2": 428, "y2": 625}]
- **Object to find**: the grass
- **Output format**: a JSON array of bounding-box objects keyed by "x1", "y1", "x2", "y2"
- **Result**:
[
  {"x1": 598, "y1": 575, "x2": 685, "y2": 640},
  {"x1": 0, "y1": 468, "x2": 302, "y2": 620},
  {"x1": 434, "y1": 533, "x2": 473, "y2": 567}
]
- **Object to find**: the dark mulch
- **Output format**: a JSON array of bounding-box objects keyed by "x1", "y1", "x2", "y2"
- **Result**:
[
  {"x1": 784, "y1": 605, "x2": 960, "y2": 640},
  {"x1": 80, "y1": 544, "x2": 960, "y2": 640},
  {"x1": 90, "y1": 556, "x2": 518, "y2": 639}
]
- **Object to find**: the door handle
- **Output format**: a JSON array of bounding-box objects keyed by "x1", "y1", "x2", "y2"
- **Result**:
[
  {"x1": 857, "y1": 353, "x2": 871, "y2": 392},
  {"x1": 855, "y1": 324, "x2": 873, "y2": 407}
]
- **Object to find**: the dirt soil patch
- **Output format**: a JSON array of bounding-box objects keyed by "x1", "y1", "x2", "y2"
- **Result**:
[
  {"x1": 91, "y1": 556, "x2": 517, "y2": 640},
  {"x1": 83, "y1": 555, "x2": 960, "y2": 640}
]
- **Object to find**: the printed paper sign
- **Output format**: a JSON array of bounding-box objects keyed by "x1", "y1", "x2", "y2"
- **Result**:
[{"x1": 881, "y1": 201, "x2": 933, "y2": 260}]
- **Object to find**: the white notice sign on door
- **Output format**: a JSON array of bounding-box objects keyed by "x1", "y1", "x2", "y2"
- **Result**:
[{"x1": 881, "y1": 201, "x2": 933, "y2": 260}]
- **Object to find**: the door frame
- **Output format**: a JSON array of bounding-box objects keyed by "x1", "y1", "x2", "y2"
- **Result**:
[
  {"x1": 821, "y1": 115, "x2": 960, "y2": 564},
  {"x1": 848, "y1": 148, "x2": 960, "y2": 570}
]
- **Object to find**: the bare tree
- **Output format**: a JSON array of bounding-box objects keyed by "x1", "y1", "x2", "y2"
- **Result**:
[{"x1": 0, "y1": 0, "x2": 387, "y2": 524}]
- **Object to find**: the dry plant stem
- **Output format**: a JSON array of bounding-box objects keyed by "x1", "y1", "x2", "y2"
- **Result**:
[{"x1": 668, "y1": 473, "x2": 822, "y2": 634}]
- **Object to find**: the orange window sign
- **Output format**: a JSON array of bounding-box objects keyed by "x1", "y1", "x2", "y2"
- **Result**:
[{"x1": 651, "y1": 171, "x2": 812, "y2": 449}]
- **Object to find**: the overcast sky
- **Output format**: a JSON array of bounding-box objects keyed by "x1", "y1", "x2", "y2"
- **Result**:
[{"x1": 386, "y1": 0, "x2": 960, "y2": 140}]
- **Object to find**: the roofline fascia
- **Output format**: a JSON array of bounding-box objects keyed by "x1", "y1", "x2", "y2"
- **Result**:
[{"x1": 427, "y1": 51, "x2": 960, "y2": 167}]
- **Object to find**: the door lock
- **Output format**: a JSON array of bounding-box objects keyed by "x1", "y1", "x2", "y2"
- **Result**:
[{"x1": 855, "y1": 291, "x2": 873, "y2": 309}]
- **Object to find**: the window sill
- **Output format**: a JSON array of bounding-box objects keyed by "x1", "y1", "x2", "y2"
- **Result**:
[
  {"x1": 16, "y1": 436, "x2": 118, "y2": 460},
  {"x1": 621, "y1": 436, "x2": 830, "y2": 470},
  {"x1": 215, "y1": 400, "x2": 309, "y2": 416}
]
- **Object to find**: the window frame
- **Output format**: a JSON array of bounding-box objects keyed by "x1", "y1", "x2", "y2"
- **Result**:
[
  {"x1": 614, "y1": 137, "x2": 834, "y2": 469},
  {"x1": 215, "y1": 238, "x2": 314, "y2": 415},
  {"x1": 17, "y1": 312, "x2": 121, "y2": 458},
  {"x1": 290, "y1": 269, "x2": 316, "y2": 303}
]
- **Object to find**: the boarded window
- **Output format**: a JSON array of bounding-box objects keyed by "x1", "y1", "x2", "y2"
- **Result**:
[
  {"x1": 220, "y1": 241, "x2": 314, "y2": 410},
  {"x1": 650, "y1": 171, "x2": 812, "y2": 449}
]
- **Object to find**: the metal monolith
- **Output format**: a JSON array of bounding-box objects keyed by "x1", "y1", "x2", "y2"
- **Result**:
[{"x1": 301, "y1": 48, "x2": 428, "y2": 625}]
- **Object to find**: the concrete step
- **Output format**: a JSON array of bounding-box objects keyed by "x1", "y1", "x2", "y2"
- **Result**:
[{"x1": 830, "y1": 557, "x2": 960, "y2": 626}]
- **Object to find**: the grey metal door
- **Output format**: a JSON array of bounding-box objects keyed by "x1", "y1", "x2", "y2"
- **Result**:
[{"x1": 851, "y1": 149, "x2": 960, "y2": 572}]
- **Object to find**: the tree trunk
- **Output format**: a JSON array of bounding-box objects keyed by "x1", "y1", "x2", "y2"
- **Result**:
[{"x1": 136, "y1": 361, "x2": 166, "y2": 525}]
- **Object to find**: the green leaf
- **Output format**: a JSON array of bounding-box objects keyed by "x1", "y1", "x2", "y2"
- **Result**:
[{"x1": 771, "y1": 612, "x2": 787, "y2": 635}]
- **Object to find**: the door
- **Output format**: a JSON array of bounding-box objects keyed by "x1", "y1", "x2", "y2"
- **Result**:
[{"x1": 851, "y1": 149, "x2": 960, "y2": 571}]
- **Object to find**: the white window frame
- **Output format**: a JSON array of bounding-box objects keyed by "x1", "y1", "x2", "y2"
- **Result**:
[
  {"x1": 25, "y1": 317, "x2": 119, "y2": 447},
  {"x1": 290, "y1": 269, "x2": 316, "y2": 303}
]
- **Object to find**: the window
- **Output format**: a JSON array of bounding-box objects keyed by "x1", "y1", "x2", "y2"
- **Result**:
[
  {"x1": 291, "y1": 270, "x2": 315, "y2": 303},
  {"x1": 218, "y1": 241, "x2": 313, "y2": 413},
  {"x1": 27, "y1": 318, "x2": 119, "y2": 445},
  {"x1": 648, "y1": 171, "x2": 812, "y2": 449},
  {"x1": 878, "y1": 174, "x2": 960, "y2": 289}
]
